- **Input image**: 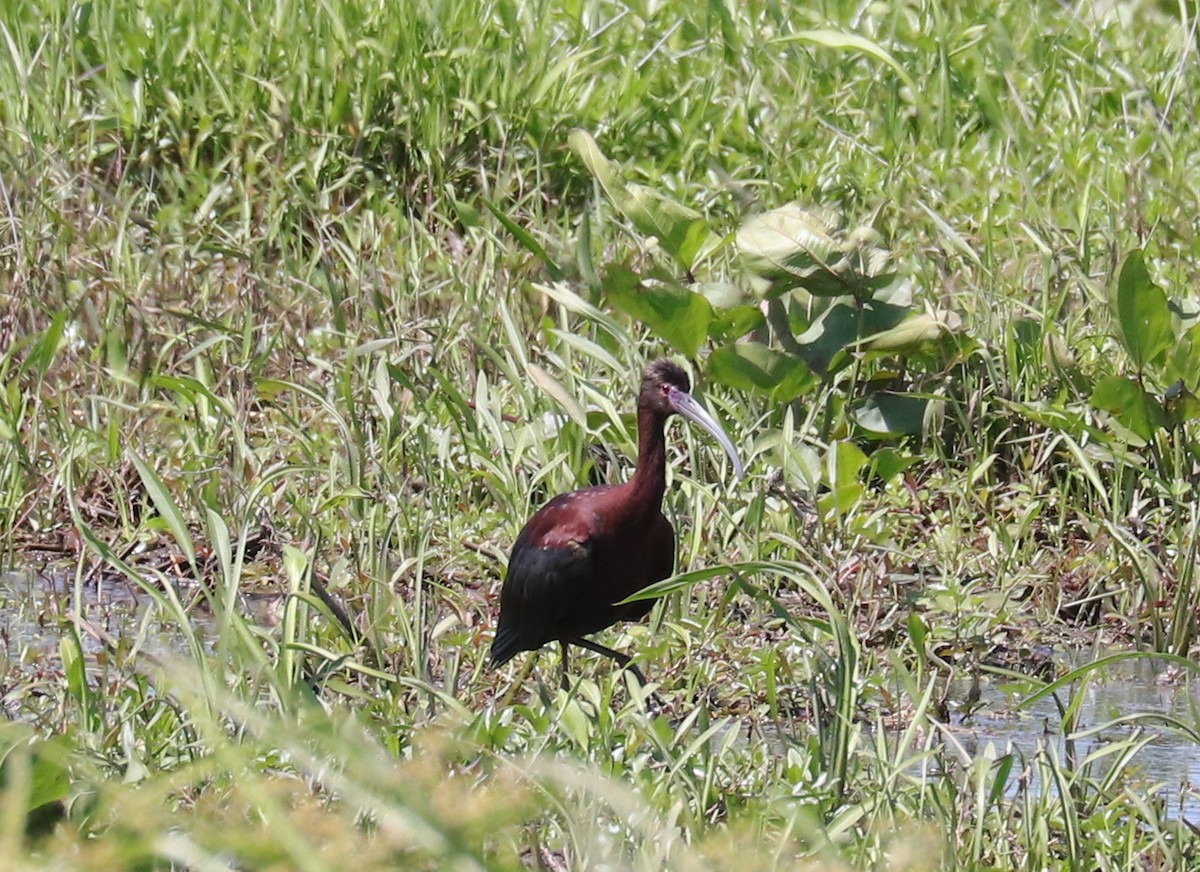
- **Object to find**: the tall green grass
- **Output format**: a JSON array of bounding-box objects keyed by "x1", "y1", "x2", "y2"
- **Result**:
[{"x1": 2, "y1": 0, "x2": 1200, "y2": 867}]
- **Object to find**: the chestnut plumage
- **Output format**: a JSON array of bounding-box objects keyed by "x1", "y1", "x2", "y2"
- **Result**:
[{"x1": 490, "y1": 359, "x2": 744, "y2": 684}]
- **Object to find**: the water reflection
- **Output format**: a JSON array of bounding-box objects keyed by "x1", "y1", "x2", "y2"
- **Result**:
[
  {"x1": 944, "y1": 657, "x2": 1200, "y2": 819},
  {"x1": 0, "y1": 567, "x2": 279, "y2": 661},
  {"x1": 8, "y1": 566, "x2": 1200, "y2": 819}
]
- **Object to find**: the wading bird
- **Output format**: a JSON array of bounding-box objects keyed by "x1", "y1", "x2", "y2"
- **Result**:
[{"x1": 490, "y1": 358, "x2": 744, "y2": 687}]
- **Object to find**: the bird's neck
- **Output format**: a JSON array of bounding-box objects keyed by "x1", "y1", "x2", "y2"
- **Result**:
[{"x1": 627, "y1": 407, "x2": 668, "y2": 511}]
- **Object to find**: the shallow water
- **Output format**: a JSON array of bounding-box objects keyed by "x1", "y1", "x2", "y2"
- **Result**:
[
  {"x1": 943, "y1": 658, "x2": 1200, "y2": 819},
  {"x1": 727, "y1": 657, "x2": 1200, "y2": 821},
  {"x1": 7, "y1": 567, "x2": 1200, "y2": 818},
  {"x1": 0, "y1": 567, "x2": 279, "y2": 662}
]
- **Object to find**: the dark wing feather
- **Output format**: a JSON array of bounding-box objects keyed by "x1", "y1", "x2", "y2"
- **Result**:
[
  {"x1": 490, "y1": 500, "x2": 598, "y2": 665},
  {"x1": 490, "y1": 485, "x2": 676, "y2": 666}
]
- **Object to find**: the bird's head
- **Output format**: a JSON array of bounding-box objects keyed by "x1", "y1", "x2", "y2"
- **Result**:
[{"x1": 640, "y1": 358, "x2": 745, "y2": 481}]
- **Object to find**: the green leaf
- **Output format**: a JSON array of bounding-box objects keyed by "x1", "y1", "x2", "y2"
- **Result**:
[
  {"x1": 1166, "y1": 322, "x2": 1200, "y2": 392},
  {"x1": 528, "y1": 363, "x2": 587, "y2": 428},
  {"x1": 1003, "y1": 399, "x2": 1088, "y2": 438},
  {"x1": 708, "y1": 304, "x2": 765, "y2": 342},
  {"x1": 568, "y1": 129, "x2": 714, "y2": 271},
  {"x1": 22, "y1": 310, "x2": 68, "y2": 378},
  {"x1": 737, "y1": 204, "x2": 844, "y2": 297},
  {"x1": 330, "y1": 79, "x2": 354, "y2": 129},
  {"x1": 60, "y1": 632, "x2": 99, "y2": 732},
  {"x1": 821, "y1": 440, "x2": 867, "y2": 517},
  {"x1": 792, "y1": 281, "x2": 915, "y2": 373},
  {"x1": 1090, "y1": 375, "x2": 1166, "y2": 441},
  {"x1": 695, "y1": 280, "x2": 745, "y2": 309},
  {"x1": 205, "y1": 507, "x2": 236, "y2": 609},
  {"x1": 907, "y1": 612, "x2": 928, "y2": 657},
  {"x1": 560, "y1": 699, "x2": 590, "y2": 749},
  {"x1": 852, "y1": 392, "x2": 929, "y2": 437},
  {"x1": 129, "y1": 449, "x2": 197, "y2": 568},
  {"x1": 707, "y1": 342, "x2": 816, "y2": 403},
  {"x1": 793, "y1": 300, "x2": 858, "y2": 374},
  {"x1": 1164, "y1": 380, "x2": 1200, "y2": 425},
  {"x1": 0, "y1": 732, "x2": 71, "y2": 818},
  {"x1": 738, "y1": 205, "x2": 898, "y2": 300},
  {"x1": 860, "y1": 310, "x2": 960, "y2": 353},
  {"x1": 778, "y1": 29, "x2": 921, "y2": 111},
  {"x1": 868, "y1": 447, "x2": 918, "y2": 483},
  {"x1": 483, "y1": 200, "x2": 564, "y2": 281},
  {"x1": 1111, "y1": 250, "x2": 1174, "y2": 371},
  {"x1": 26, "y1": 741, "x2": 71, "y2": 813},
  {"x1": 602, "y1": 265, "x2": 712, "y2": 357},
  {"x1": 695, "y1": 281, "x2": 763, "y2": 340}
]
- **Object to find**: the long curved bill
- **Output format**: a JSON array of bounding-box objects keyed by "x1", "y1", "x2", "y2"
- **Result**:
[{"x1": 668, "y1": 387, "x2": 746, "y2": 482}]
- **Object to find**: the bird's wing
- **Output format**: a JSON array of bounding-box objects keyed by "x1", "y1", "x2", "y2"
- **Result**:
[
  {"x1": 491, "y1": 526, "x2": 596, "y2": 664},
  {"x1": 503, "y1": 510, "x2": 596, "y2": 615}
]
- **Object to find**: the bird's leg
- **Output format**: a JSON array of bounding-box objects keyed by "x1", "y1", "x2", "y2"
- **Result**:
[
  {"x1": 570, "y1": 636, "x2": 650, "y2": 686},
  {"x1": 495, "y1": 652, "x2": 539, "y2": 709},
  {"x1": 559, "y1": 640, "x2": 571, "y2": 691}
]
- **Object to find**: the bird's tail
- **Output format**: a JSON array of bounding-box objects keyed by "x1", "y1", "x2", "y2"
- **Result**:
[{"x1": 489, "y1": 626, "x2": 521, "y2": 668}]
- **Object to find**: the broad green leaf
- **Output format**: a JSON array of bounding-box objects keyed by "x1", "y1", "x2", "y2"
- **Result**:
[
  {"x1": 778, "y1": 29, "x2": 920, "y2": 107},
  {"x1": 737, "y1": 204, "x2": 844, "y2": 296},
  {"x1": 739, "y1": 205, "x2": 898, "y2": 299},
  {"x1": 576, "y1": 212, "x2": 600, "y2": 293},
  {"x1": 568, "y1": 129, "x2": 714, "y2": 271},
  {"x1": 1090, "y1": 375, "x2": 1166, "y2": 441},
  {"x1": 1166, "y1": 322, "x2": 1200, "y2": 392},
  {"x1": 869, "y1": 447, "x2": 918, "y2": 483},
  {"x1": 708, "y1": 342, "x2": 816, "y2": 403},
  {"x1": 852, "y1": 392, "x2": 929, "y2": 437},
  {"x1": 451, "y1": 197, "x2": 482, "y2": 227},
  {"x1": 25, "y1": 739, "x2": 71, "y2": 812},
  {"x1": 60, "y1": 632, "x2": 100, "y2": 732},
  {"x1": 1111, "y1": 250, "x2": 1173, "y2": 371},
  {"x1": 1164, "y1": 380, "x2": 1200, "y2": 424},
  {"x1": 697, "y1": 280, "x2": 767, "y2": 338},
  {"x1": 908, "y1": 612, "x2": 928, "y2": 657},
  {"x1": 793, "y1": 301, "x2": 858, "y2": 374},
  {"x1": 22, "y1": 309, "x2": 68, "y2": 378},
  {"x1": 330, "y1": 79, "x2": 354, "y2": 130},
  {"x1": 560, "y1": 699, "x2": 590, "y2": 749},
  {"x1": 0, "y1": 733, "x2": 71, "y2": 816},
  {"x1": 858, "y1": 286, "x2": 917, "y2": 336},
  {"x1": 867, "y1": 275, "x2": 915, "y2": 308},
  {"x1": 528, "y1": 364, "x2": 587, "y2": 428},
  {"x1": 831, "y1": 439, "x2": 868, "y2": 483},
  {"x1": 821, "y1": 440, "x2": 867, "y2": 517},
  {"x1": 129, "y1": 448, "x2": 197, "y2": 567},
  {"x1": 860, "y1": 309, "x2": 960, "y2": 352},
  {"x1": 568, "y1": 128, "x2": 622, "y2": 190},
  {"x1": 695, "y1": 281, "x2": 745, "y2": 309},
  {"x1": 484, "y1": 200, "x2": 564, "y2": 280},
  {"x1": 793, "y1": 283, "x2": 914, "y2": 373},
  {"x1": 708, "y1": 303, "x2": 765, "y2": 342},
  {"x1": 602, "y1": 266, "x2": 712, "y2": 357}
]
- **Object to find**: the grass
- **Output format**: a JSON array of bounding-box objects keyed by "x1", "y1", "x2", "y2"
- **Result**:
[{"x1": 2, "y1": 0, "x2": 1200, "y2": 868}]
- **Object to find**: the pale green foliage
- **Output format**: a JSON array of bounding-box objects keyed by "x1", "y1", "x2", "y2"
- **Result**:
[{"x1": 2, "y1": 0, "x2": 1200, "y2": 869}]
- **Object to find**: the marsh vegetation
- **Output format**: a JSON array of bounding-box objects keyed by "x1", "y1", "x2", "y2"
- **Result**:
[{"x1": 2, "y1": 0, "x2": 1200, "y2": 868}]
